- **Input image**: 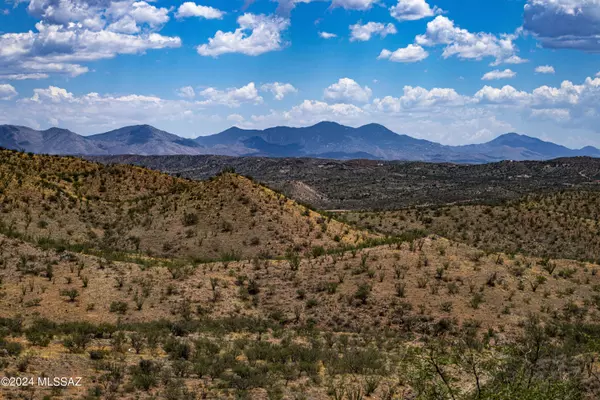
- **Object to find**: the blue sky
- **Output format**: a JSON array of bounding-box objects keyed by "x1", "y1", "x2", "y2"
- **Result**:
[{"x1": 1, "y1": 0, "x2": 600, "y2": 147}]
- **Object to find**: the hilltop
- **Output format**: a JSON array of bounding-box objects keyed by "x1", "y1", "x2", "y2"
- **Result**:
[{"x1": 0, "y1": 149, "x2": 371, "y2": 262}]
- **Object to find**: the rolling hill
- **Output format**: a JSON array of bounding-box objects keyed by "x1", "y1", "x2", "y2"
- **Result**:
[{"x1": 0, "y1": 149, "x2": 372, "y2": 261}]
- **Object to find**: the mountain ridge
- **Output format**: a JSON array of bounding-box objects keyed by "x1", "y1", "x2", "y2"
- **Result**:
[{"x1": 1, "y1": 122, "x2": 598, "y2": 163}]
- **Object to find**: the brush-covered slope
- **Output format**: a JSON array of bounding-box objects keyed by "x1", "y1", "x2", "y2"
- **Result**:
[
  {"x1": 0, "y1": 149, "x2": 371, "y2": 261},
  {"x1": 1, "y1": 230, "x2": 600, "y2": 399},
  {"x1": 341, "y1": 190, "x2": 600, "y2": 262}
]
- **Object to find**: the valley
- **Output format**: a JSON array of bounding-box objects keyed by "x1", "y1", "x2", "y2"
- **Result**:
[{"x1": 92, "y1": 154, "x2": 600, "y2": 210}]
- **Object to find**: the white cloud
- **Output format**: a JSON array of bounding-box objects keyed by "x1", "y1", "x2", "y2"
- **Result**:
[
  {"x1": 378, "y1": 44, "x2": 428, "y2": 63},
  {"x1": 295, "y1": 100, "x2": 365, "y2": 117},
  {"x1": 261, "y1": 82, "x2": 297, "y2": 100},
  {"x1": 474, "y1": 85, "x2": 531, "y2": 105},
  {"x1": 319, "y1": 31, "x2": 337, "y2": 39},
  {"x1": 496, "y1": 55, "x2": 528, "y2": 66},
  {"x1": 6, "y1": 85, "x2": 210, "y2": 134},
  {"x1": 199, "y1": 82, "x2": 263, "y2": 107},
  {"x1": 331, "y1": 0, "x2": 377, "y2": 10},
  {"x1": 371, "y1": 85, "x2": 468, "y2": 112},
  {"x1": 324, "y1": 78, "x2": 372, "y2": 103},
  {"x1": 535, "y1": 65, "x2": 555, "y2": 74},
  {"x1": 350, "y1": 22, "x2": 396, "y2": 42},
  {"x1": 107, "y1": 16, "x2": 140, "y2": 34},
  {"x1": 197, "y1": 13, "x2": 290, "y2": 57},
  {"x1": 390, "y1": 0, "x2": 441, "y2": 21},
  {"x1": 177, "y1": 86, "x2": 196, "y2": 99},
  {"x1": 416, "y1": 16, "x2": 520, "y2": 65},
  {"x1": 0, "y1": 0, "x2": 181, "y2": 78},
  {"x1": 523, "y1": 0, "x2": 600, "y2": 51},
  {"x1": 275, "y1": 0, "x2": 376, "y2": 14},
  {"x1": 31, "y1": 86, "x2": 75, "y2": 103},
  {"x1": 249, "y1": 100, "x2": 365, "y2": 127},
  {"x1": 0, "y1": 84, "x2": 17, "y2": 100},
  {"x1": 531, "y1": 79, "x2": 591, "y2": 107},
  {"x1": 482, "y1": 69, "x2": 517, "y2": 80},
  {"x1": 474, "y1": 77, "x2": 600, "y2": 123},
  {"x1": 0, "y1": 73, "x2": 49, "y2": 80},
  {"x1": 126, "y1": 1, "x2": 170, "y2": 27},
  {"x1": 175, "y1": 2, "x2": 225, "y2": 19}
]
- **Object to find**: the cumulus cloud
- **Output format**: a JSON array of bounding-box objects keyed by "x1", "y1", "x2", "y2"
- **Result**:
[
  {"x1": 175, "y1": 2, "x2": 224, "y2": 19},
  {"x1": 473, "y1": 77, "x2": 600, "y2": 127},
  {"x1": 523, "y1": 0, "x2": 600, "y2": 51},
  {"x1": 119, "y1": 1, "x2": 170, "y2": 28},
  {"x1": 31, "y1": 86, "x2": 75, "y2": 102},
  {"x1": 324, "y1": 78, "x2": 372, "y2": 103},
  {"x1": 350, "y1": 22, "x2": 396, "y2": 42},
  {"x1": 0, "y1": 84, "x2": 18, "y2": 100},
  {"x1": 378, "y1": 44, "x2": 428, "y2": 62},
  {"x1": 319, "y1": 31, "x2": 337, "y2": 39},
  {"x1": 0, "y1": 0, "x2": 181, "y2": 77},
  {"x1": 416, "y1": 16, "x2": 520, "y2": 65},
  {"x1": 260, "y1": 82, "x2": 297, "y2": 100},
  {"x1": 389, "y1": 0, "x2": 441, "y2": 21},
  {"x1": 474, "y1": 85, "x2": 531, "y2": 105},
  {"x1": 535, "y1": 65, "x2": 555, "y2": 74},
  {"x1": 177, "y1": 86, "x2": 196, "y2": 99},
  {"x1": 531, "y1": 79, "x2": 592, "y2": 107},
  {"x1": 198, "y1": 82, "x2": 263, "y2": 107},
  {"x1": 371, "y1": 85, "x2": 469, "y2": 112},
  {"x1": 482, "y1": 69, "x2": 517, "y2": 80},
  {"x1": 197, "y1": 13, "x2": 290, "y2": 57}
]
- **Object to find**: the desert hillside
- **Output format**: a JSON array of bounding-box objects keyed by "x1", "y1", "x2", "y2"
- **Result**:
[
  {"x1": 0, "y1": 150, "x2": 372, "y2": 262},
  {"x1": 1, "y1": 150, "x2": 599, "y2": 400},
  {"x1": 340, "y1": 190, "x2": 600, "y2": 262}
]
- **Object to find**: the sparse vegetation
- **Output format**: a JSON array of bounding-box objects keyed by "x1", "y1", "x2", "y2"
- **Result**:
[{"x1": 1, "y1": 149, "x2": 600, "y2": 399}]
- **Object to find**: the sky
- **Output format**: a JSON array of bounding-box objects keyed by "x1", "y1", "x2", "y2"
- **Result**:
[{"x1": 1, "y1": 0, "x2": 600, "y2": 147}]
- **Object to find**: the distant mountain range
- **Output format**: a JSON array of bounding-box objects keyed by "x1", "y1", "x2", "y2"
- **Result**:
[{"x1": 1, "y1": 122, "x2": 598, "y2": 163}]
